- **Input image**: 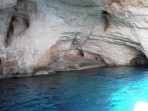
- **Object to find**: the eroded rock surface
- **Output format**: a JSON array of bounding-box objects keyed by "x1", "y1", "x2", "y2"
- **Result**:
[{"x1": 0, "y1": 0, "x2": 148, "y2": 78}]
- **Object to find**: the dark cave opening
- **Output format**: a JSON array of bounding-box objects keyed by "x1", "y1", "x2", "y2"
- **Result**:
[{"x1": 130, "y1": 51, "x2": 148, "y2": 66}]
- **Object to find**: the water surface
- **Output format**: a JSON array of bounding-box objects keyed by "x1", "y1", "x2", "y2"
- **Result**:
[{"x1": 0, "y1": 67, "x2": 148, "y2": 111}]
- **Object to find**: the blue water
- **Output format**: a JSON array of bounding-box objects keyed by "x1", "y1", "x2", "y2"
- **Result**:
[{"x1": 0, "y1": 67, "x2": 148, "y2": 111}]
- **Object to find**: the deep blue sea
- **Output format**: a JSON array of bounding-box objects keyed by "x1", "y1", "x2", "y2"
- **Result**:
[{"x1": 1, "y1": 67, "x2": 148, "y2": 111}]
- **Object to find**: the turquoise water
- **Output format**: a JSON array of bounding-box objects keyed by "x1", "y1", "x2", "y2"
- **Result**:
[{"x1": 0, "y1": 67, "x2": 148, "y2": 111}]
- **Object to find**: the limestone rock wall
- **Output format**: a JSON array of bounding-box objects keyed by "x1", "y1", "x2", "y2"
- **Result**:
[{"x1": 0, "y1": 0, "x2": 148, "y2": 78}]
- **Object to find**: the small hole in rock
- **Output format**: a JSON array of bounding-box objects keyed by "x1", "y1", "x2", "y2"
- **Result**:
[
  {"x1": 95, "y1": 57, "x2": 98, "y2": 60},
  {"x1": 77, "y1": 50, "x2": 84, "y2": 57}
]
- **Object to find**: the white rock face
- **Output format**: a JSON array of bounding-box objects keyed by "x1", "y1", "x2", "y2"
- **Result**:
[{"x1": 0, "y1": 0, "x2": 148, "y2": 78}]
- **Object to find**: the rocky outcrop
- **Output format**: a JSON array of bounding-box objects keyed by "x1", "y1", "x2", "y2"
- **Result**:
[{"x1": 0, "y1": 0, "x2": 148, "y2": 78}]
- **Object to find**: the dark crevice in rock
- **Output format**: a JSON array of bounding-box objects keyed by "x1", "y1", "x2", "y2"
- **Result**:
[
  {"x1": 0, "y1": 59, "x2": 3, "y2": 74},
  {"x1": 101, "y1": 11, "x2": 112, "y2": 31},
  {"x1": 95, "y1": 57, "x2": 100, "y2": 60},
  {"x1": 77, "y1": 49, "x2": 84, "y2": 57},
  {"x1": 130, "y1": 51, "x2": 148, "y2": 66},
  {"x1": 5, "y1": 13, "x2": 30, "y2": 47},
  {"x1": 4, "y1": 0, "x2": 34, "y2": 48},
  {"x1": 130, "y1": 57, "x2": 145, "y2": 66},
  {"x1": 13, "y1": 13, "x2": 30, "y2": 28},
  {"x1": 5, "y1": 16, "x2": 14, "y2": 48}
]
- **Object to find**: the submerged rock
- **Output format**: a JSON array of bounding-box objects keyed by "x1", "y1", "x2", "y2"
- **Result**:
[{"x1": 0, "y1": 0, "x2": 148, "y2": 78}]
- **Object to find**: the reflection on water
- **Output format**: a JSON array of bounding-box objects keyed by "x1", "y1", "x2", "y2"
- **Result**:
[
  {"x1": 0, "y1": 67, "x2": 148, "y2": 111},
  {"x1": 134, "y1": 102, "x2": 148, "y2": 111}
]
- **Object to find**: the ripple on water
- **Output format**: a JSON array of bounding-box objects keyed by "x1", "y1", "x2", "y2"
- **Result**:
[{"x1": 0, "y1": 67, "x2": 148, "y2": 111}]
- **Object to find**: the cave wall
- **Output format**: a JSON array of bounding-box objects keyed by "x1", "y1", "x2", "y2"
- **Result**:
[{"x1": 0, "y1": 0, "x2": 148, "y2": 78}]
